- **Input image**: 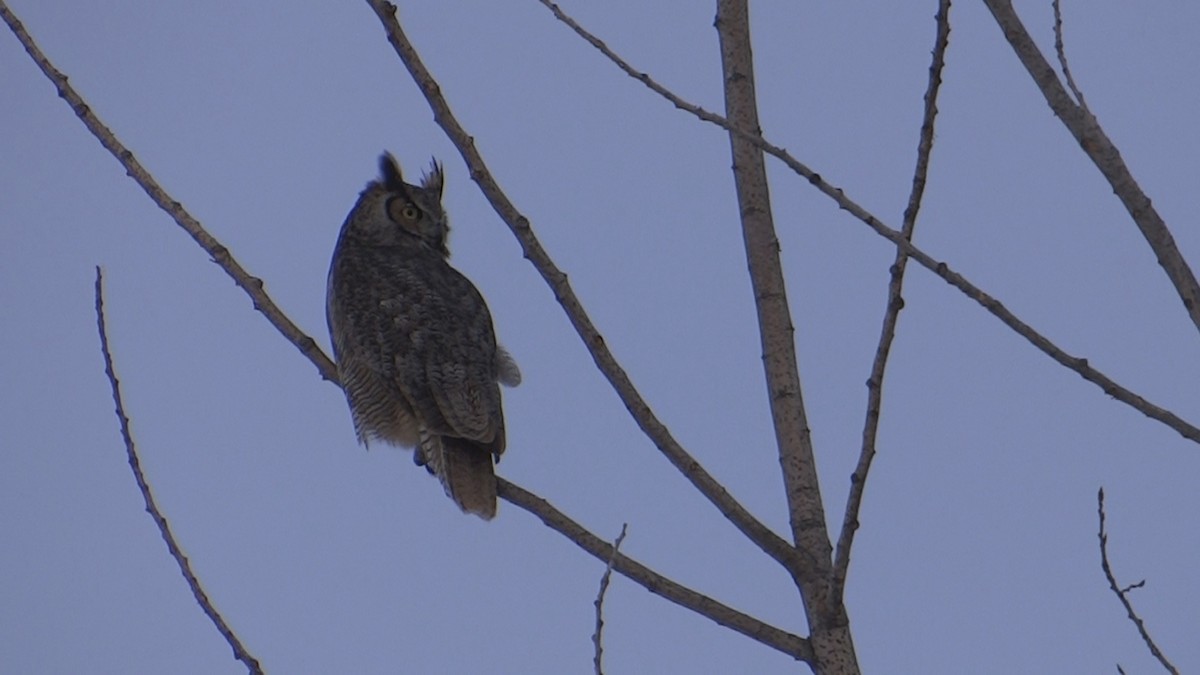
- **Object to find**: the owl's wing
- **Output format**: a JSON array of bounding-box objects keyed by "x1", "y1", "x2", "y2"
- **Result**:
[{"x1": 425, "y1": 359, "x2": 505, "y2": 453}]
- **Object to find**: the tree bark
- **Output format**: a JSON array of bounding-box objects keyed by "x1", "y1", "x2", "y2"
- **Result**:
[{"x1": 715, "y1": 2, "x2": 859, "y2": 673}]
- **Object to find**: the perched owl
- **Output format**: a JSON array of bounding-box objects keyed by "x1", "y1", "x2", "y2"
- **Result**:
[{"x1": 326, "y1": 153, "x2": 520, "y2": 519}]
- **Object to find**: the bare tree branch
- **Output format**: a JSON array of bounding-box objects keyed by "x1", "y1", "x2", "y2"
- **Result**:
[
  {"x1": 1051, "y1": 0, "x2": 1087, "y2": 111},
  {"x1": 0, "y1": 0, "x2": 336, "y2": 385},
  {"x1": 93, "y1": 267, "x2": 264, "y2": 675},
  {"x1": 834, "y1": 0, "x2": 953, "y2": 597},
  {"x1": 499, "y1": 480, "x2": 813, "y2": 662},
  {"x1": 714, "y1": 2, "x2": 858, "y2": 673},
  {"x1": 983, "y1": 0, "x2": 1200, "y2": 336},
  {"x1": 2, "y1": 3, "x2": 814, "y2": 661},
  {"x1": 13, "y1": 2, "x2": 1194, "y2": 670},
  {"x1": 716, "y1": 0, "x2": 825, "y2": 574},
  {"x1": 532, "y1": 0, "x2": 1200, "y2": 448},
  {"x1": 714, "y1": 6, "x2": 863, "y2": 671},
  {"x1": 592, "y1": 523, "x2": 628, "y2": 675},
  {"x1": 364, "y1": 0, "x2": 806, "y2": 579},
  {"x1": 535, "y1": 0, "x2": 737, "y2": 142},
  {"x1": 1096, "y1": 489, "x2": 1179, "y2": 675}
]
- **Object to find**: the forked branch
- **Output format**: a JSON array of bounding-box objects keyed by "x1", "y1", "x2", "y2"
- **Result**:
[
  {"x1": 1051, "y1": 0, "x2": 1088, "y2": 111},
  {"x1": 1097, "y1": 489, "x2": 1179, "y2": 674},
  {"x1": 982, "y1": 0, "x2": 1200, "y2": 336}
]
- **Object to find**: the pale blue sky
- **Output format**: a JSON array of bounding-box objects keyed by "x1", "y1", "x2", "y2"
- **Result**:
[{"x1": 2, "y1": 2, "x2": 1198, "y2": 673}]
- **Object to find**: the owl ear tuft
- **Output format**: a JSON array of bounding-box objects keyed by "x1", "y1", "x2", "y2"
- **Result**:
[
  {"x1": 379, "y1": 152, "x2": 404, "y2": 191},
  {"x1": 421, "y1": 158, "x2": 444, "y2": 198}
]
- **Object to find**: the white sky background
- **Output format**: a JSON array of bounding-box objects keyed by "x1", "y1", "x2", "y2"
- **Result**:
[{"x1": 2, "y1": 1, "x2": 1198, "y2": 672}]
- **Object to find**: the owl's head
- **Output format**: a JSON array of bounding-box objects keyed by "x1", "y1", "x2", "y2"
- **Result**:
[{"x1": 344, "y1": 152, "x2": 449, "y2": 256}]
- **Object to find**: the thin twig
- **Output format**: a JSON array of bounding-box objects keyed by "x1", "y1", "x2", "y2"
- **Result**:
[
  {"x1": 365, "y1": 0, "x2": 806, "y2": 580},
  {"x1": 93, "y1": 268, "x2": 264, "y2": 675},
  {"x1": 983, "y1": 0, "x2": 1200, "y2": 336},
  {"x1": 1096, "y1": 488, "x2": 1179, "y2": 674},
  {"x1": 592, "y1": 523, "x2": 628, "y2": 675},
  {"x1": 534, "y1": 0, "x2": 1200, "y2": 447},
  {"x1": 1052, "y1": 0, "x2": 1088, "y2": 112},
  {"x1": 1, "y1": 4, "x2": 811, "y2": 659},
  {"x1": 834, "y1": 0, "x2": 952, "y2": 597},
  {"x1": 0, "y1": 0, "x2": 336, "y2": 385},
  {"x1": 498, "y1": 480, "x2": 813, "y2": 663}
]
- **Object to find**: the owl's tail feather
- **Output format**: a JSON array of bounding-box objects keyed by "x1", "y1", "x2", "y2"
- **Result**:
[{"x1": 421, "y1": 433, "x2": 497, "y2": 520}]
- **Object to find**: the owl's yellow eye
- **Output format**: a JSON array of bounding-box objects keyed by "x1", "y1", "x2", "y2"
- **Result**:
[{"x1": 388, "y1": 197, "x2": 423, "y2": 223}]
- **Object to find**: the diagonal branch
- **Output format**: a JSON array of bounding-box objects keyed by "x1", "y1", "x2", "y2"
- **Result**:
[
  {"x1": 499, "y1": 480, "x2": 813, "y2": 663},
  {"x1": 834, "y1": 0, "x2": 953, "y2": 596},
  {"x1": 1096, "y1": 489, "x2": 1179, "y2": 675},
  {"x1": 982, "y1": 0, "x2": 1200, "y2": 336},
  {"x1": 94, "y1": 267, "x2": 264, "y2": 675},
  {"x1": 2, "y1": 3, "x2": 811, "y2": 660},
  {"x1": 0, "y1": 0, "x2": 337, "y2": 386},
  {"x1": 532, "y1": 0, "x2": 1200, "y2": 448},
  {"x1": 365, "y1": 0, "x2": 806, "y2": 579}
]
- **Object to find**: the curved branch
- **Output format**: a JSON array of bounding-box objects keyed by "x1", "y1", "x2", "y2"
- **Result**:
[
  {"x1": 365, "y1": 0, "x2": 805, "y2": 579},
  {"x1": 94, "y1": 268, "x2": 263, "y2": 675}
]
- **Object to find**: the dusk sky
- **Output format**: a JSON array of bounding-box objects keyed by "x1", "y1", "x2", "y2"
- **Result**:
[{"x1": 3, "y1": 2, "x2": 1198, "y2": 673}]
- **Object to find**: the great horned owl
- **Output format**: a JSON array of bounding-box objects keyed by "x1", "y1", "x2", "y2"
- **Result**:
[{"x1": 326, "y1": 153, "x2": 520, "y2": 519}]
